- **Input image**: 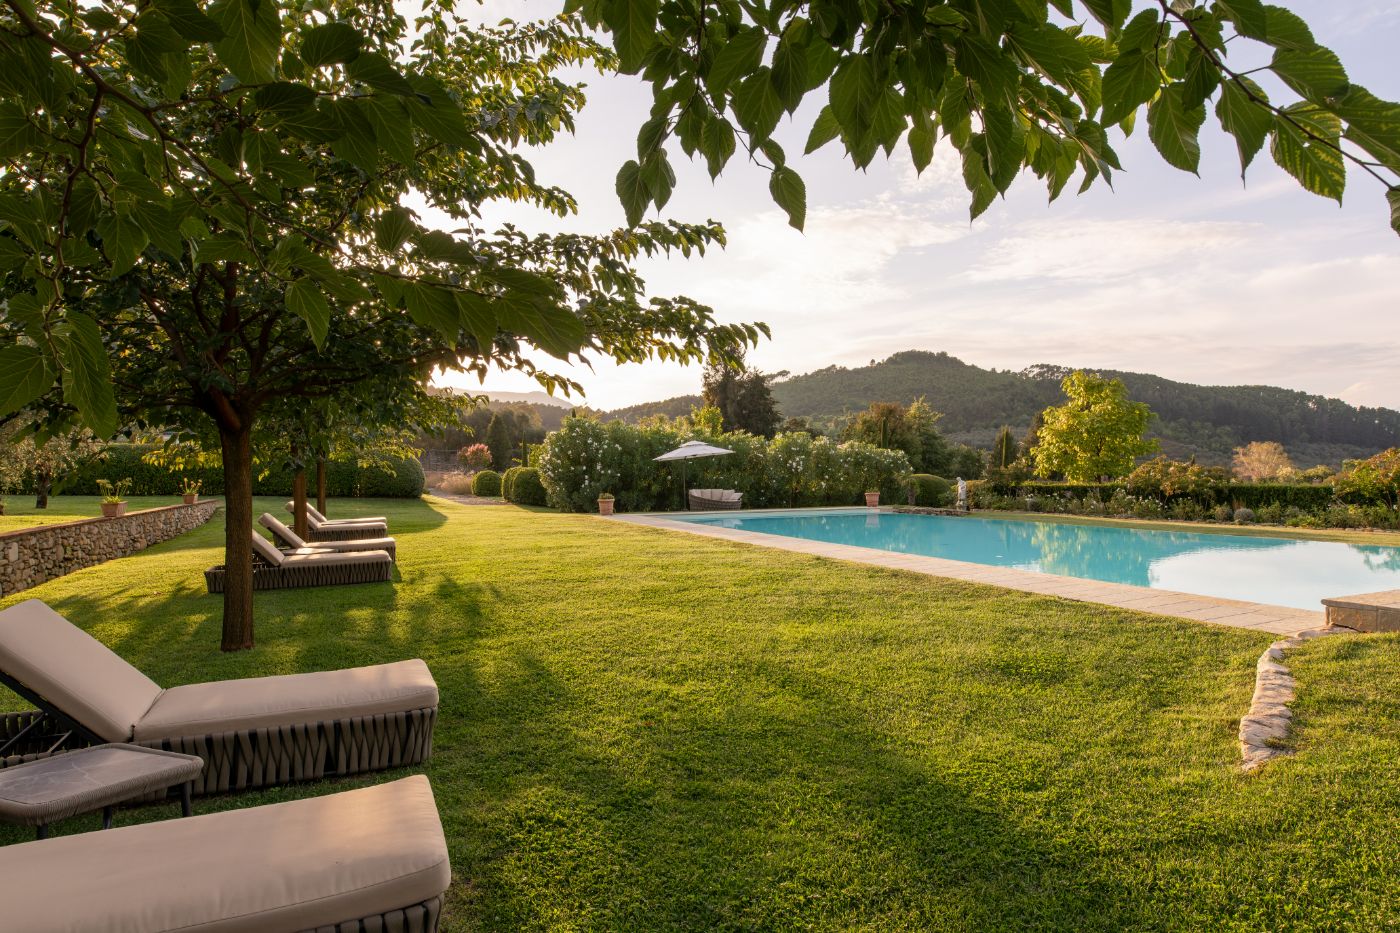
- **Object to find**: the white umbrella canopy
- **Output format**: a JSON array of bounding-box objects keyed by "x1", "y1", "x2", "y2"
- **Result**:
[
  {"x1": 653, "y1": 441, "x2": 735, "y2": 462},
  {"x1": 654, "y1": 441, "x2": 735, "y2": 508}
]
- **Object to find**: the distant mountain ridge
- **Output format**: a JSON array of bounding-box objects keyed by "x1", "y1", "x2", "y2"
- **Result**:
[{"x1": 604, "y1": 351, "x2": 1400, "y2": 467}]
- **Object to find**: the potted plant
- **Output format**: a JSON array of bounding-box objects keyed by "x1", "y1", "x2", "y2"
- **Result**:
[
  {"x1": 864, "y1": 488, "x2": 880, "y2": 508},
  {"x1": 180, "y1": 478, "x2": 202, "y2": 505},
  {"x1": 598, "y1": 492, "x2": 615, "y2": 516},
  {"x1": 97, "y1": 478, "x2": 132, "y2": 518}
]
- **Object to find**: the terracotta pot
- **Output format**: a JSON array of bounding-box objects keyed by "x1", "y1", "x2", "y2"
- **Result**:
[
  {"x1": 598, "y1": 498, "x2": 615, "y2": 516},
  {"x1": 182, "y1": 493, "x2": 198, "y2": 505},
  {"x1": 864, "y1": 491, "x2": 880, "y2": 507},
  {"x1": 101, "y1": 501, "x2": 127, "y2": 519}
]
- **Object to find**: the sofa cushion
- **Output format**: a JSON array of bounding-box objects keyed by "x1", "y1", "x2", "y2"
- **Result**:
[
  {"x1": 133, "y1": 659, "x2": 438, "y2": 741},
  {"x1": 0, "y1": 775, "x2": 450, "y2": 932},
  {"x1": 0, "y1": 600, "x2": 161, "y2": 742}
]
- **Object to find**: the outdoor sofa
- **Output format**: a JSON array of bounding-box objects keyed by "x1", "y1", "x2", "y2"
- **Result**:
[
  {"x1": 204, "y1": 533, "x2": 393, "y2": 592},
  {"x1": 285, "y1": 501, "x2": 390, "y2": 540},
  {"x1": 689, "y1": 488, "x2": 744, "y2": 511},
  {"x1": 260, "y1": 512, "x2": 397, "y2": 560},
  {"x1": 0, "y1": 599, "x2": 438, "y2": 794},
  {"x1": 0, "y1": 775, "x2": 451, "y2": 932}
]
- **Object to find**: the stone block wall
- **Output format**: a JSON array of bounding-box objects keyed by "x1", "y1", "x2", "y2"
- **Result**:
[{"x1": 0, "y1": 500, "x2": 221, "y2": 598}]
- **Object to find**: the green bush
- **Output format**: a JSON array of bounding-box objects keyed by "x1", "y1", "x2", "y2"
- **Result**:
[
  {"x1": 507, "y1": 468, "x2": 548, "y2": 506},
  {"x1": 500, "y1": 466, "x2": 525, "y2": 501},
  {"x1": 53, "y1": 445, "x2": 423, "y2": 497},
  {"x1": 537, "y1": 417, "x2": 912, "y2": 512},
  {"x1": 471, "y1": 469, "x2": 502, "y2": 497},
  {"x1": 909, "y1": 474, "x2": 953, "y2": 507}
]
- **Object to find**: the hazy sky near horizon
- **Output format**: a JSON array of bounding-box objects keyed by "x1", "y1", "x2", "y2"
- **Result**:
[{"x1": 432, "y1": 0, "x2": 1400, "y2": 413}]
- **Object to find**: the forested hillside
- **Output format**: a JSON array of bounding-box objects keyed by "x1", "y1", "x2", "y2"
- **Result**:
[{"x1": 605, "y1": 351, "x2": 1400, "y2": 467}]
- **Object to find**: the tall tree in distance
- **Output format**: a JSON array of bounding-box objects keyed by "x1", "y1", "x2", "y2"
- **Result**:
[
  {"x1": 992, "y1": 426, "x2": 1018, "y2": 471},
  {"x1": 1232, "y1": 441, "x2": 1294, "y2": 481},
  {"x1": 1033, "y1": 372, "x2": 1158, "y2": 482},
  {"x1": 485, "y1": 414, "x2": 514, "y2": 470},
  {"x1": 701, "y1": 354, "x2": 783, "y2": 437}
]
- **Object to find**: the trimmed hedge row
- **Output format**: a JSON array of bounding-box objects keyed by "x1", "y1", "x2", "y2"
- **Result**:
[
  {"x1": 54, "y1": 445, "x2": 424, "y2": 498},
  {"x1": 502, "y1": 467, "x2": 547, "y2": 506},
  {"x1": 909, "y1": 474, "x2": 953, "y2": 507},
  {"x1": 985, "y1": 479, "x2": 1338, "y2": 511}
]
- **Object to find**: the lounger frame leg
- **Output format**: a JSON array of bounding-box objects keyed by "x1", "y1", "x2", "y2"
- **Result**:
[
  {"x1": 102, "y1": 805, "x2": 113, "y2": 830},
  {"x1": 35, "y1": 822, "x2": 47, "y2": 840},
  {"x1": 179, "y1": 781, "x2": 192, "y2": 817}
]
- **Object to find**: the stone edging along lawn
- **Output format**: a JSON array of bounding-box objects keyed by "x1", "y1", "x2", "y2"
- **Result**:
[{"x1": 1240, "y1": 627, "x2": 1339, "y2": 771}]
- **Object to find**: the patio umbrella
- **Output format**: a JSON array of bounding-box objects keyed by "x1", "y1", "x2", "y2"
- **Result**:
[{"x1": 654, "y1": 441, "x2": 734, "y2": 509}]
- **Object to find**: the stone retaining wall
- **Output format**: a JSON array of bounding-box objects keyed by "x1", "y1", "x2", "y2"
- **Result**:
[{"x1": 0, "y1": 500, "x2": 221, "y2": 597}]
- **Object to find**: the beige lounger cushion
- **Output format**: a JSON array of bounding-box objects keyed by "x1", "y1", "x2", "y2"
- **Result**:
[
  {"x1": 282, "y1": 549, "x2": 391, "y2": 567},
  {"x1": 287, "y1": 502, "x2": 389, "y2": 525},
  {"x1": 133, "y1": 659, "x2": 438, "y2": 741},
  {"x1": 0, "y1": 600, "x2": 160, "y2": 742},
  {"x1": 260, "y1": 512, "x2": 310, "y2": 547},
  {"x1": 0, "y1": 775, "x2": 450, "y2": 932},
  {"x1": 251, "y1": 533, "x2": 285, "y2": 566}
]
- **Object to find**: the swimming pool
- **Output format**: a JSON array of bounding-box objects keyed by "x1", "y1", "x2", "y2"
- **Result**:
[{"x1": 669, "y1": 510, "x2": 1400, "y2": 610}]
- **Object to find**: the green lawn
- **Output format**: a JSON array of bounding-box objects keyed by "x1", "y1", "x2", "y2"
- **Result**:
[
  {"x1": 0, "y1": 495, "x2": 191, "y2": 532},
  {"x1": 1, "y1": 496, "x2": 1397, "y2": 930}
]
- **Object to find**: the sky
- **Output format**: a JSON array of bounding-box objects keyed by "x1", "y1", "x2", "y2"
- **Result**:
[{"x1": 431, "y1": 1, "x2": 1400, "y2": 413}]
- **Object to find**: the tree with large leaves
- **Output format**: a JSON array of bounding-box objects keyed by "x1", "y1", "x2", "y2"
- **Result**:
[
  {"x1": 0, "y1": 0, "x2": 764, "y2": 649},
  {"x1": 1033, "y1": 370, "x2": 1158, "y2": 481},
  {"x1": 578, "y1": 0, "x2": 1400, "y2": 234}
]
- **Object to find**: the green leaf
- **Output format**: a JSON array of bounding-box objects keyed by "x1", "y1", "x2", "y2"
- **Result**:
[
  {"x1": 1270, "y1": 105, "x2": 1344, "y2": 203},
  {"x1": 361, "y1": 97, "x2": 416, "y2": 165},
  {"x1": 829, "y1": 55, "x2": 878, "y2": 142},
  {"x1": 615, "y1": 160, "x2": 648, "y2": 226},
  {"x1": 1333, "y1": 86, "x2": 1400, "y2": 172},
  {"x1": 1388, "y1": 188, "x2": 1400, "y2": 237},
  {"x1": 329, "y1": 98, "x2": 379, "y2": 173},
  {"x1": 640, "y1": 151, "x2": 675, "y2": 211},
  {"x1": 1079, "y1": 0, "x2": 1130, "y2": 31},
  {"x1": 908, "y1": 121, "x2": 935, "y2": 173},
  {"x1": 1258, "y1": 5, "x2": 1316, "y2": 50},
  {"x1": 954, "y1": 35, "x2": 1019, "y2": 103},
  {"x1": 1100, "y1": 50, "x2": 1161, "y2": 127},
  {"x1": 374, "y1": 207, "x2": 415, "y2": 253},
  {"x1": 707, "y1": 28, "x2": 767, "y2": 98},
  {"x1": 59, "y1": 312, "x2": 117, "y2": 438},
  {"x1": 1147, "y1": 84, "x2": 1206, "y2": 174},
  {"x1": 1005, "y1": 22, "x2": 1092, "y2": 86},
  {"x1": 768, "y1": 166, "x2": 806, "y2": 231},
  {"x1": 698, "y1": 118, "x2": 735, "y2": 178},
  {"x1": 732, "y1": 67, "x2": 783, "y2": 142},
  {"x1": 455, "y1": 292, "x2": 498, "y2": 351},
  {"x1": 401, "y1": 282, "x2": 460, "y2": 339},
  {"x1": 1215, "y1": 77, "x2": 1272, "y2": 177},
  {"x1": 770, "y1": 33, "x2": 810, "y2": 113},
  {"x1": 961, "y1": 147, "x2": 997, "y2": 220},
  {"x1": 150, "y1": 0, "x2": 224, "y2": 41},
  {"x1": 0, "y1": 344, "x2": 52, "y2": 416},
  {"x1": 805, "y1": 105, "x2": 840, "y2": 154},
  {"x1": 95, "y1": 213, "x2": 149, "y2": 275},
  {"x1": 347, "y1": 53, "x2": 415, "y2": 96},
  {"x1": 406, "y1": 75, "x2": 472, "y2": 149},
  {"x1": 1215, "y1": 0, "x2": 1268, "y2": 39},
  {"x1": 0, "y1": 103, "x2": 40, "y2": 159},
  {"x1": 254, "y1": 82, "x2": 316, "y2": 113},
  {"x1": 285, "y1": 278, "x2": 330, "y2": 349},
  {"x1": 300, "y1": 22, "x2": 361, "y2": 67},
  {"x1": 1271, "y1": 47, "x2": 1348, "y2": 101},
  {"x1": 1118, "y1": 9, "x2": 1162, "y2": 53},
  {"x1": 208, "y1": 0, "x2": 280, "y2": 84},
  {"x1": 601, "y1": 0, "x2": 659, "y2": 73},
  {"x1": 496, "y1": 296, "x2": 586, "y2": 359}
]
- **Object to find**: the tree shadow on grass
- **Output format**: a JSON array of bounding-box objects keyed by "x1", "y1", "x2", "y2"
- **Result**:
[{"x1": 440, "y1": 639, "x2": 1154, "y2": 932}]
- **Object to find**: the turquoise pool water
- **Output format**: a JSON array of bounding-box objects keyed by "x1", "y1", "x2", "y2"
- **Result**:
[{"x1": 670, "y1": 510, "x2": 1400, "y2": 609}]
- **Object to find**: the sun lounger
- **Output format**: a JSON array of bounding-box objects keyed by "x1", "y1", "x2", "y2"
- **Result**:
[
  {"x1": 0, "y1": 599, "x2": 437, "y2": 793},
  {"x1": 259, "y1": 513, "x2": 397, "y2": 560},
  {"x1": 0, "y1": 775, "x2": 450, "y2": 932},
  {"x1": 688, "y1": 488, "x2": 743, "y2": 511},
  {"x1": 285, "y1": 501, "x2": 390, "y2": 540},
  {"x1": 205, "y1": 534, "x2": 393, "y2": 592}
]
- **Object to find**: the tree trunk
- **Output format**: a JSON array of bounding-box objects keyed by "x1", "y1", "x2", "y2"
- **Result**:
[
  {"x1": 219, "y1": 424, "x2": 255, "y2": 652},
  {"x1": 315, "y1": 457, "x2": 327, "y2": 515},
  {"x1": 292, "y1": 448, "x2": 309, "y2": 539},
  {"x1": 34, "y1": 470, "x2": 50, "y2": 509}
]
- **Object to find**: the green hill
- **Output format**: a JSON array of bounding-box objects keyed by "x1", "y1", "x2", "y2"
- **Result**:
[{"x1": 605, "y1": 351, "x2": 1400, "y2": 467}]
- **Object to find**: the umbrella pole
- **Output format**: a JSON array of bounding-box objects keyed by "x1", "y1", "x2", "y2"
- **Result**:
[{"x1": 683, "y1": 459, "x2": 689, "y2": 510}]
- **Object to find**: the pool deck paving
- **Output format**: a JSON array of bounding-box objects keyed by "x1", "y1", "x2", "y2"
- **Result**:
[{"x1": 611, "y1": 510, "x2": 1323, "y2": 637}]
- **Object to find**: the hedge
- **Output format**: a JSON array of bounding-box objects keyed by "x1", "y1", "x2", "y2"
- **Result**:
[
  {"x1": 52, "y1": 445, "x2": 424, "y2": 497},
  {"x1": 471, "y1": 470, "x2": 502, "y2": 497},
  {"x1": 909, "y1": 474, "x2": 953, "y2": 507},
  {"x1": 986, "y1": 479, "x2": 1338, "y2": 511},
  {"x1": 500, "y1": 466, "x2": 525, "y2": 501},
  {"x1": 539, "y1": 418, "x2": 912, "y2": 513},
  {"x1": 505, "y1": 467, "x2": 548, "y2": 506}
]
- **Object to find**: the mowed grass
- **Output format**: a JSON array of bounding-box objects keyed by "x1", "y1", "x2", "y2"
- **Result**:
[
  {"x1": 0, "y1": 495, "x2": 187, "y2": 532},
  {"x1": 1, "y1": 496, "x2": 1398, "y2": 931}
]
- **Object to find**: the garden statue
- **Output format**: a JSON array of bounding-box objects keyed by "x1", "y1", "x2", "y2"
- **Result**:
[{"x1": 957, "y1": 478, "x2": 968, "y2": 511}]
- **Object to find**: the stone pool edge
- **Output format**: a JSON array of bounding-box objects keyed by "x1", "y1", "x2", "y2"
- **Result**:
[{"x1": 608, "y1": 509, "x2": 1323, "y2": 637}]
